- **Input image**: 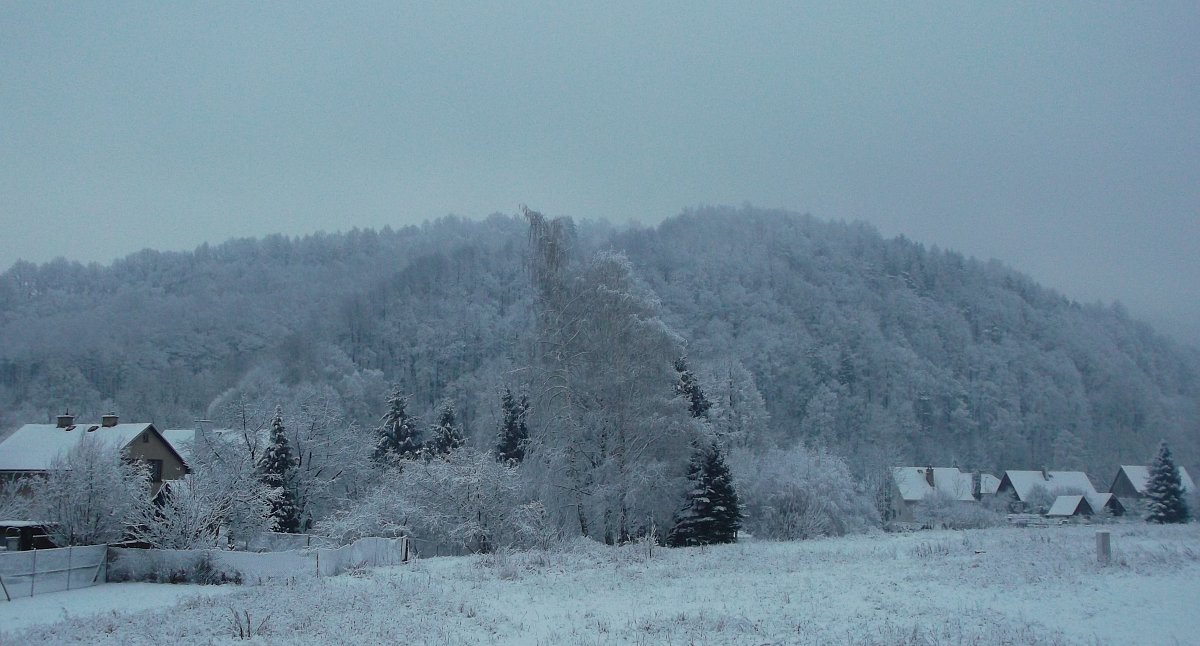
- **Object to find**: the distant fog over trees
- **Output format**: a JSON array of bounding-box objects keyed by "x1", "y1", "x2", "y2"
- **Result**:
[{"x1": 1, "y1": 207, "x2": 1196, "y2": 479}]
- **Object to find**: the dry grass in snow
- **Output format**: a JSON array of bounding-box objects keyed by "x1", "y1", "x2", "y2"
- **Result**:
[{"x1": 4, "y1": 523, "x2": 1198, "y2": 645}]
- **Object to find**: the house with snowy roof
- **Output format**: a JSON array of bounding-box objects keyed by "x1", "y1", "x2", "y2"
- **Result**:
[
  {"x1": 1109, "y1": 465, "x2": 1195, "y2": 500},
  {"x1": 0, "y1": 414, "x2": 188, "y2": 494},
  {"x1": 888, "y1": 466, "x2": 982, "y2": 522},
  {"x1": 997, "y1": 469, "x2": 1120, "y2": 515},
  {"x1": 1045, "y1": 495, "x2": 1093, "y2": 519},
  {"x1": 160, "y1": 421, "x2": 262, "y2": 471}
]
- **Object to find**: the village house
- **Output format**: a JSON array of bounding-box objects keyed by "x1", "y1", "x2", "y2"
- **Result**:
[
  {"x1": 997, "y1": 469, "x2": 1123, "y2": 516},
  {"x1": 0, "y1": 414, "x2": 188, "y2": 495},
  {"x1": 1109, "y1": 465, "x2": 1195, "y2": 500},
  {"x1": 1045, "y1": 494, "x2": 1093, "y2": 519},
  {"x1": 888, "y1": 466, "x2": 994, "y2": 522}
]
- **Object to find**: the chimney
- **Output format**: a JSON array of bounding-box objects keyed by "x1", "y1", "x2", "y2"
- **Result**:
[
  {"x1": 56, "y1": 413, "x2": 75, "y2": 428},
  {"x1": 972, "y1": 471, "x2": 982, "y2": 500},
  {"x1": 101, "y1": 413, "x2": 119, "y2": 428},
  {"x1": 924, "y1": 466, "x2": 935, "y2": 487}
]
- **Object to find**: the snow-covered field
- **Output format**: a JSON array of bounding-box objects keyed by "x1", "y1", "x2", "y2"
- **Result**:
[{"x1": 3, "y1": 524, "x2": 1197, "y2": 645}]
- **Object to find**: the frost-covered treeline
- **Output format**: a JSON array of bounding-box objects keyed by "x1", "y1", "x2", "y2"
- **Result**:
[{"x1": 1, "y1": 208, "x2": 1197, "y2": 479}]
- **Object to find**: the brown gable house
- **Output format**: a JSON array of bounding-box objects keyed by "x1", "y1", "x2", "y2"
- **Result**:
[{"x1": 0, "y1": 414, "x2": 188, "y2": 494}]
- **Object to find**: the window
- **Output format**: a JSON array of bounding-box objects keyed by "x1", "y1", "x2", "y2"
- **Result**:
[
  {"x1": 142, "y1": 432, "x2": 149, "y2": 443},
  {"x1": 147, "y1": 459, "x2": 164, "y2": 483}
]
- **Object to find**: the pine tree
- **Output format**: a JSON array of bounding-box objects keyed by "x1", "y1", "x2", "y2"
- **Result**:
[
  {"x1": 668, "y1": 440, "x2": 741, "y2": 546},
  {"x1": 425, "y1": 400, "x2": 465, "y2": 458},
  {"x1": 373, "y1": 389, "x2": 422, "y2": 465},
  {"x1": 494, "y1": 388, "x2": 529, "y2": 465},
  {"x1": 1146, "y1": 440, "x2": 1190, "y2": 524},
  {"x1": 258, "y1": 406, "x2": 301, "y2": 533},
  {"x1": 674, "y1": 356, "x2": 712, "y2": 419}
]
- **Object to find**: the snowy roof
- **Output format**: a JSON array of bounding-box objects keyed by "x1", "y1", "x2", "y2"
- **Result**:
[
  {"x1": 0, "y1": 423, "x2": 155, "y2": 472},
  {"x1": 979, "y1": 473, "x2": 1001, "y2": 495},
  {"x1": 161, "y1": 427, "x2": 253, "y2": 466},
  {"x1": 1001, "y1": 470, "x2": 1097, "y2": 501},
  {"x1": 1085, "y1": 492, "x2": 1120, "y2": 512},
  {"x1": 1046, "y1": 495, "x2": 1090, "y2": 517},
  {"x1": 1115, "y1": 465, "x2": 1194, "y2": 494},
  {"x1": 891, "y1": 467, "x2": 975, "y2": 502}
]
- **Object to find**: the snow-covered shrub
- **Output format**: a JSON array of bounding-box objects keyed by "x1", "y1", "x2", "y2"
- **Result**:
[
  {"x1": 31, "y1": 436, "x2": 152, "y2": 546},
  {"x1": 0, "y1": 475, "x2": 35, "y2": 520},
  {"x1": 729, "y1": 444, "x2": 879, "y2": 540},
  {"x1": 319, "y1": 448, "x2": 529, "y2": 553},
  {"x1": 108, "y1": 549, "x2": 243, "y2": 585},
  {"x1": 913, "y1": 491, "x2": 1003, "y2": 529},
  {"x1": 131, "y1": 472, "x2": 275, "y2": 549}
]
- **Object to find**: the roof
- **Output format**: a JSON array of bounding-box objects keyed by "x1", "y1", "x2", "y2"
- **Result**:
[
  {"x1": 1046, "y1": 495, "x2": 1091, "y2": 517},
  {"x1": 0, "y1": 423, "x2": 155, "y2": 471},
  {"x1": 979, "y1": 473, "x2": 1001, "y2": 495},
  {"x1": 892, "y1": 467, "x2": 975, "y2": 502},
  {"x1": 1115, "y1": 465, "x2": 1195, "y2": 494},
  {"x1": 1000, "y1": 470, "x2": 1097, "y2": 501},
  {"x1": 1085, "y1": 492, "x2": 1121, "y2": 513},
  {"x1": 161, "y1": 427, "x2": 254, "y2": 466}
]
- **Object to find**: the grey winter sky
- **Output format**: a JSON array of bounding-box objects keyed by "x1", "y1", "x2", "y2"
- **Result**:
[{"x1": 2, "y1": 3, "x2": 1198, "y2": 345}]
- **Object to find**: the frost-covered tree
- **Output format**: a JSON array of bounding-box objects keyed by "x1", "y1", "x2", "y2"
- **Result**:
[
  {"x1": 32, "y1": 437, "x2": 152, "y2": 546},
  {"x1": 319, "y1": 448, "x2": 525, "y2": 553},
  {"x1": 258, "y1": 406, "x2": 301, "y2": 533},
  {"x1": 729, "y1": 444, "x2": 879, "y2": 540},
  {"x1": 704, "y1": 359, "x2": 771, "y2": 448},
  {"x1": 373, "y1": 389, "x2": 421, "y2": 465},
  {"x1": 1146, "y1": 441, "x2": 1190, "y2": 524},
  {"x1": 668, "y1": 441, "x2": 740, "y2": 546},
  {"x1": 494, "y1": 387, "x2": 529, "y2": 465},
  {"x1": 425, "y1": 400, "x2": 465, "y2": 458},
  {"x1": 674, "y1": 356, "x2": 711, "y2": 419},
  {"x1": 0, "y1": 475, "x2": 34, "y2": 520},
  {"x1": 131, "y1": 469, "x2": 275, "y2": 549}
]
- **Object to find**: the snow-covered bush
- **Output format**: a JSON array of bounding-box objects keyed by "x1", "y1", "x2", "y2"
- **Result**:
[
  {"x1": 729, "y1": 444, "x2": 879, "y2": 540},
  {"x1": 31, "y1": 436, "x2": 152, "y2": 546},
  {"x1": 0, "y1": 475, "x2": 35, "y2": 520},
  {"x1": 913, "y1": 491, "x2": 1003, "y2": 529},
  {"x1": 319, "y1": 448, "x2": 533, "y2": 553},
  {"x1": 130, "y1": 470, "x2": 276, "y2": 549}
]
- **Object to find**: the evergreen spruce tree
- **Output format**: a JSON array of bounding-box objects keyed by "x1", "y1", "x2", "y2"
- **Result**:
[
  {"x1": 373, "y1": 389, "x2": 422, "y2": 465},
  {"x1": 674, "y1": 356, "x2": 712, "y2": 419},
  {"x1": 425, "y1": 400, "x2": 465, "y2": 458},
  {"x1": 668, "y1": 440, "x2": 741, "y2": 546},
  {"x1": 1146, "y1": 440, "x2": 1190, "y2": 524},
  {"x1": 258, "y1": 406, "x2": 301, "y2": 533},
  {"x1": 494, "y1": 388, "x2": 529, "y2": 465}
]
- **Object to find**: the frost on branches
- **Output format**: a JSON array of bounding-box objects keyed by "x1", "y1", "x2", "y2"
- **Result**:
[
  {"x1": 373, "y1": 388, "x2": 422, "y2": 465},
  {"x1": 494, "y1": 387, "x2": 529, "y2": 465},
  {"x1": 425, "y1": 400, "x2": 465, "y2": 459},
  {"x1": 668, "y1": 440, "x2": 740, "y2": 546},
  {"x1": 258, "y1": 406, "x2": 302, "y2": 533},
  {"x1": 1146, "y1": 441, "x2": 1190, "y2": 524},
  {"x1": 32, "y1": 436, "x2": 152, "y2": 546}
]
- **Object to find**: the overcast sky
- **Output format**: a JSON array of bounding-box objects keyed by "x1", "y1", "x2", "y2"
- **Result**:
[{"x1": 2, "y1": 3, "x2": 1198, "y2": 345}]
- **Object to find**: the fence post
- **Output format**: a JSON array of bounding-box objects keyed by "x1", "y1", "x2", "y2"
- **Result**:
[
  {"x1": 30, "y1": 549, "x2": 36, "y2": 597},
  {"x1": 67, "y1": 546, "x2": 72, "y2": 590},
  {"x1": 1096, "y1": 530, "x2": 1111, "y2": 564},
  {"x1": 316, "y1": 550, "x2": 320, "y2": 577}
]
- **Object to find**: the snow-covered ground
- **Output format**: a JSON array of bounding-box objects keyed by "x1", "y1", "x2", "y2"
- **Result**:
[{"x1": 3, "y1": 524, "x2": 1197, "y2": 645}]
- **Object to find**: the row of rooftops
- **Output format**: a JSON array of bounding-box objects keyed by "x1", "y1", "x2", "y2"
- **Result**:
[{"x1": 891, "y1": 465, "x2": 1194, "y2": 507}]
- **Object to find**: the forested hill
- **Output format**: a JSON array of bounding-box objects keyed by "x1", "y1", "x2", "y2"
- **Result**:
[{"x1": 1, "y1": 208, "x2": 1196, "y2": 478}]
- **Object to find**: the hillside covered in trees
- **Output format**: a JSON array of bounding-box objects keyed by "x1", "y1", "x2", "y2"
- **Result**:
[{"x1": 1, "y1": 207, "x2": 1196, "y2": 479}]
